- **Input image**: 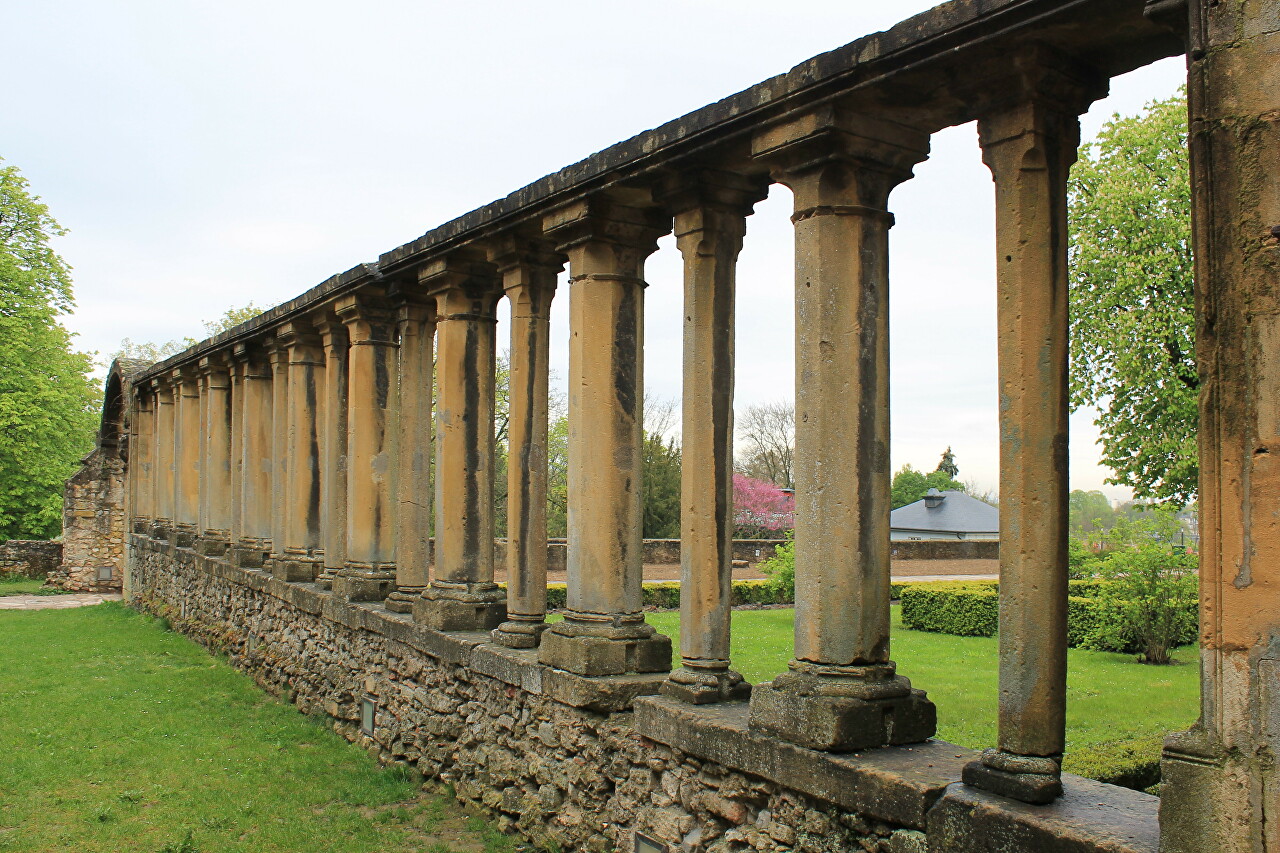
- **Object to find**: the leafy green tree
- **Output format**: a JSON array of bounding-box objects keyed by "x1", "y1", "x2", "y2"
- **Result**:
[
  {"x1": 641, "y1": 432, "x2": 682, "y2": 539},
  {"x1": 115, "y1": 302, "x2": 264, "y2": 363},
  {"x1": 935, "y1": 446, "x2": 958, "y2": 479},
  {"x1": 0, "y1": 158, "x2": 99, "y2": 539},
  {"x1": 1069, "y1": 489, "x2": 1116, "y2": 537},
  {"x1": 890, "y1": 463, "x2": 963, "y2": 509},
  {"x1": 1069, "y1": 90, "x2": 1195, "y2": 504}
]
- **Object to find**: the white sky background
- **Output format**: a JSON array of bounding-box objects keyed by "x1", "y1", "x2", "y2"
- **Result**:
[{"x1": 3, "y1": 1, "x2": 1186, "y2": 503}]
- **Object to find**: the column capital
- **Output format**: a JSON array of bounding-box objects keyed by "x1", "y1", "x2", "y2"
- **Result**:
[
  {"x1": 753, "y1": 106, "x2": 930, "y2": 188},
  {"x1": 418, "y1": 249, "x2": 502, "y2": 319},
  {"x1": 975, "y1": 49, "x2": 1108, "y2": 155},
  {"x1": 311, "y1": 309, "x2": 350, "y2": 348},
  {"x1": 395, "y1": 293, "x2": 436, "y2": 327},
  {"x1": 487, "y1": 233, "x2": 566, "y2": 278},
  {"x1": 542, "y1": 194, "x2": 671, "y2": 258},
  {"x1": 197, "y1": 353, "x2": 231, "y2": 386},
  {"x1": 334, "y1": 292, "x2": 396, "y2": 345},
  {"x1": 656, "y1": 168, "x2": 770, "y2": 225},
  {"x1": 172, "y1": 367, "x2": 200, "y2": 395},
  {"x1": 274, "y1": 321, "x2": 323, "y2": 362}
]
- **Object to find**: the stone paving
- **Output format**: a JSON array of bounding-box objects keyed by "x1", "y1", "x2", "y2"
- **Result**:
[{"x1": 0, "y1": 592, "x2": 123, "y2": 611}]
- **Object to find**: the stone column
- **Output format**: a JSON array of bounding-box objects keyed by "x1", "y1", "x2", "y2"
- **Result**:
[
  {"x1": 538, "y1": 196, "x2": 673, "y2": 677},
  {"x1": 273, "y1": 322, "x2": 325, "y2": 582},
  {"x1": 490, "y1": 237, "x2": 564, "y2": 649},
  {"x1": 386, "y1": 294, "x2": 436, "y2": 614},
  {"x1": 267, "y1": 338, "x2": 289, "y2": 570},
  {"x1": 657, "y1": 171, "x2": 767, "y2": 702},
  {"x1": 963, "y1": 60, "x2": 1103, "y2": 804},
  {"x1": 333, "y1": 293, "x2": 400, "y2": 602},
  {"x1": 150, "y1": 377, "x2": 174, "y2": 539},
  {"x1": 746, "y1": 111, "x2": 935, "y2": 750},
  {"x1": 313, "y1": 312, "x2": 349, "y2": 590},
  {"x1": 195, "y1": 356, "x2": 233, "y2": 557},
  {"x1": 130, "y1": 390, "x2": 155, "y2": 534},
  {"x1": 231, "y1": 343, "x2": 273, "y2": 569},
  {"x1": 413, "y1": 253, "x2": 507, "y2": 630},
  {"x1": 1161, "y1": 5, "x2": 1280, "y2": 850},
  {"x1": 228, "y1": 354, "x2": 244, "y2": 553},
  {"x1": 171, "y1": 369, "x2": 201, "y2": 548}
]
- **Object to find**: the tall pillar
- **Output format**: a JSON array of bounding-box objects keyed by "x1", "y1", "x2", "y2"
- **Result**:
[
  {"x1": 490, "y1": 237, "x2": 564, "y2": 649},
  {"x1": 658, "y1": 170, "x2": 767, "y2": 702},
  {"x1": 195, "y1": 356, "x2": 233, "y2": 557},
  {"x1": 386, "y1": 293, "x2": 436, "y2": 614},
  {"x1": 963, "y1": 58, "x2": 1103, "y2": 804},
  {"x1": 1162, "y1": 4, "x2": 1280, "y2": 849},
  {"x1": 333, "y1": 293, "x2": 400, "y2": 602},
  {"x1": 746, "y1": 111, "x2": 935, "y2": 750},
  {"x1": 231, "y1": 343, "x2": 273, "y2": 569},
  {"x1": 273, "y1": 322, "x2": 325, "y2": 582},
  {"x1": 171, "y1": 369, "x2": 200, "y2": 548},
  {"x1": 150, "y1": 377, "x2": 174, "y2": 539},
  {"x1": 130, "y1": 390, "x2": 155, "y2": 534},
  {"x1": 266, "y1": 338, "x2": 290, "y2": 571},
  {"x1": 313, "y1": 312, "x2": 349, "y2": 590},
  {"x1": 538, "y1": 196, "x2": 673, "y2": 677},
  {"x1": 228, "y1": 353, "x2": 245, "y2": 553},
  {"x1": 413, "y1": 253, "x2": 507, "y2": 630}
]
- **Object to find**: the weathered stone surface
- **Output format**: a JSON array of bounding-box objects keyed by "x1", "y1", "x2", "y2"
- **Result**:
[{"x1": 0, "y1": 540, "x2": 62, "y2": 580}]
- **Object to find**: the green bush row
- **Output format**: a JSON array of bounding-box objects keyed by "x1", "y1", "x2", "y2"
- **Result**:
[
  {"x1": 1063, "y1": 733, "x2": 1164, "y2": 791},
  {"x1": 535, "y1": 579, "x2": 795, "y2": 611},
  {"x1": 899, "y1": 580, "x2": 1196, "y2": 652}
]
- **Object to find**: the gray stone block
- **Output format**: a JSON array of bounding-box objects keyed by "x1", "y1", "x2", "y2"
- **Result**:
[{"x1": 748, "y1": 683, "x2": 935, "y2": 752}]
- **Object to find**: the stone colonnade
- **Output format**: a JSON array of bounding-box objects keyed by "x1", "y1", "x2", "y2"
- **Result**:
[{"x1": 122, "y1": 1, "x2": 1277, "y2": 846}]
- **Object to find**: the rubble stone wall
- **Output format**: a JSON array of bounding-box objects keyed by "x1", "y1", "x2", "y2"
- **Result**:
[
  {"x1": 49, "y1": 448, "x2": 126, "y2": 592},
  {"x1": 0, "y1": 540, "x2": 62, "y2": 580},
  {"x1": 128, "y1": 535, "x2": 1157, "y2": 853}
]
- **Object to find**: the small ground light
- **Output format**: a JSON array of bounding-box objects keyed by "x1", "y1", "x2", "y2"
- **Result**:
[
  {"x1": 360, "y1": 696, "x2": 377, "y2": 736},
  {"x1": 635, "y1": 834, "x2": 667, "y2": 853},
  {"x1": 96, "y1": 565, "x2": 113, "y2": 582}
]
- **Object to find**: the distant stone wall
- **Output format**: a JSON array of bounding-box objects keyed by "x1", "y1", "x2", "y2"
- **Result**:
[
  {"x1": 0, "y1": 540, "x2": 62, "y2": 580},
  {"x1": 889, "y1": 540, "x2": 998, "y2": 561},
  {"x1": 48, "y1": 447, "x2": 126, "y2": 591},
  {"x1": 130, "y1": 535, "x2": 1157, "y2": 853}
]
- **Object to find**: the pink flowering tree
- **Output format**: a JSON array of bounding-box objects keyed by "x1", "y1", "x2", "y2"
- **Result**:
[{"x1": 732, "y1": 474, "x2": 795, "y2": 539}]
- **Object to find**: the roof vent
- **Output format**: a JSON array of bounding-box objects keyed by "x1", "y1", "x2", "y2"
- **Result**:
[{"x1": 924, "y1": 488, "x2": 945, "y2": 509}]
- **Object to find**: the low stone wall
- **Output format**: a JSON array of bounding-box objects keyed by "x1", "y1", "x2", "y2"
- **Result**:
[
  {"x1": 128, "y1": 535, "x2": 1158, "y2": 853},
  {"x1": 889, "y1": 540, "x2": 998, "y2": 561},
  {"x1": 0, "y1": 540, "x2": 62, "y2": 580}
]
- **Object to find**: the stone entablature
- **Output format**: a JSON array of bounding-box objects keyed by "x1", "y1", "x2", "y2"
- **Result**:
[
  {"x1": 0, "y1": 540, "x2": 62, "y2": 580},
  {"x1": 131, "y1": 537, "x2": 1158, "y2": 853}
]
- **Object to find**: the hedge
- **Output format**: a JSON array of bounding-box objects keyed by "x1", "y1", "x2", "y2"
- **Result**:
[
  {"x1": 1063, "y1": 733, "x2": 1164, "y2": 791},
  {"x1": 899, "y1": 579, "x2": 1197, "y2": 652},
  {"x1": 533, "y1": 579, "x2": 794, "y2": 611}
]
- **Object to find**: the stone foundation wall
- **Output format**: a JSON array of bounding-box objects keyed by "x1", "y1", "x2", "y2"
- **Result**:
[
  {"x1": 50, "y1": 448, "x2": 125, "y2": 591},
  {"x1": 0, "y1": 540, "x2": 62, "y2": 580},
  {"x1": 128, "y1": 535, "x2": 1157, "y2": 853}
]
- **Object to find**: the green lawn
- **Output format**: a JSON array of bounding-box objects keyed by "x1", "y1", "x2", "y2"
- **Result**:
[
  {"x1": 0, "y1": 578, "x2": 69, "y2": 597},
  {"x1": 644, "y1": 607, "x2": 1199, "y2": 756},
  {"x1": 0, "y1": 604, "x2": 520, "y2": 853}
]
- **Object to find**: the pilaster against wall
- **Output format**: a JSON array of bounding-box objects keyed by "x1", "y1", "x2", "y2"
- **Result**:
[
  {"x1": 230, "y1": 342, "x2": 273, "y2": 570},
  {"x1": 195, "y1": 354, "x2": 233, "y2": 557}
]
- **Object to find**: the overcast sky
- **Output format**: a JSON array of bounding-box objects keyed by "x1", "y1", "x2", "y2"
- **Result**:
[{"x1": 4, "y1": 1, "x2": 1185, "y2": 502}]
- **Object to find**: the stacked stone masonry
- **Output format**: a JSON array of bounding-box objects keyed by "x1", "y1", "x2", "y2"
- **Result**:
[
  {"x1": 0, "y1": 540, "x2": 61, "y2": 580},
  {"x1": 112, "y1": 0, "x2": 1279, "y2": 850}
]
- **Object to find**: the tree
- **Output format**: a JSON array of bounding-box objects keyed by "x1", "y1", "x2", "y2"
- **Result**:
[
  {"x1": 1069, "y1": 489, "x2": 1116, "y2": 538},
  {"x1": 732, "y1": 474, "x2": 795, "y2": 539},
  {"x1": 736, "y1": 401, "x2": 794, "y2": 489},
  {"x1": 935, "y1": 446, "x2": 958, "y2": 479},
  {"x1": 890, "y1": 462, "x2": 964, "y2": 509},
  {"x1": 0, "y1": 158, "x2": 99, "y2": 539},
  {"x1": 1069, "y1": 90, "x2": 1195, "y2": 504},
  {"x1": 115, "y1": 302, "x2": 263, "y2": 363},
  {"x1": 641, "y1": 395, "x2": 681, "y2": 539}
]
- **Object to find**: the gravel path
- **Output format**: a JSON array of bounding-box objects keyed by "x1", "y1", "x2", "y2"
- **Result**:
[{"x1": 0, "y1": 593, "x2": 123, "y2": 611}]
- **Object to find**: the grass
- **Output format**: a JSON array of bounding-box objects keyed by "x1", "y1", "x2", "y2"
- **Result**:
[
  {"x1": 0, "y1": 577, "x2": 71, "y2": 597},
  {"x1": 643, "y1": 607, "x2": 1199, "y2": 757},
  {"x1": 0, "y1": 604, "x2": 524, "y2": 853}
]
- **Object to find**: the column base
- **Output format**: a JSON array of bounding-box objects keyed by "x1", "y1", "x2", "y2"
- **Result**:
[
  {"x1": 661, "y1": 664, "x2": 751, "y2": 704},
  {"x1": 413, "y1": 583, "x2": 506, "y2": 631},
  {"x1": 150, "y1": 519, "x2": 172, "y2": 540},
  {"x1": 271, "y1": 554, "x2": 319, "y2": 583},
  {"x1": 385, "y1": 587, "x2": 426, "y2": 614},
  {"x1": 332, "y1": 568, "x2": 396, "y2": 602},
  {"x1": 314, "y1": 568, "x2": 341, "y2": 591},
  {"x1": 170, "y1": 524, "x2": 197, "y2": 549},
  {"x1": 194, "y1": 535, "x2": 230, "y2": 557},
  {"x1": 230, "y1": 541, "x2": 269, "y2": 569},
  {"x1": 747, "y1": 662, "x2": 935, "y2": 751},
  {"x1": 132, "y1": 518, "x2": 152, "y2": 535},
  {"x1": 538, "y1": 615, "x2": 672, "y2": 677},
  {"x1": 491, "y1": 617, "x2": 549, "y2": 649},
  {"x1": 962, "y1": 749, "x2": 1063, "y2": 805}
]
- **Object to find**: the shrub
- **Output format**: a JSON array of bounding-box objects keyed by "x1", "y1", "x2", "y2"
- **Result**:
[
  {"x1": 1080, "y1": 544, "x2": 1198, "y2": 662},
  {"x1": 757, "y1": 530, "x2": 795, "y2": 601},
  {"x1": 732, "y1": 474, "x2": 796, "y2": 539},
  {"x1": 899, "y1": 581, "x2": 999, "y2": 636}
]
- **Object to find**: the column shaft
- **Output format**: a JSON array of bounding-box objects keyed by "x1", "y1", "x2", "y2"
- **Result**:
[
  {"x1": 386, "y1": 298, "x2": 436, "y2": 614},
  {"x1": 537, "y1": 197, "x2": 672, "y2": 677},
  {"x1": 151, "y1": 379, "x2": 174, "y2": 537},
  {"x1": 746, "y1": 114, "x2": 935, "y2": 751},
  {"x1": 233, "y1": 345, "x2": 273, "y2": 568},
  {"x1": 491, "y1": 243, "x2": 562, "y2": 648},
  {"x1": 172, "y1": 371, "x2": 201, "y2": 547},
  {"x1": 315, "y1": 316, "x2": 349, "y2": 588},
  {"x1": 334, "y1": 295, "x2": 399, "y2": 602},
  {"x1": 414, "y1": 256, "x2": 507, "y2": 631},
  {"x1": 274, "y1": 325, "x2": 324, "y2": 582},
  {"x1": 268, "y1": 342, "x2": 289, "y2": 566},
  {"x1": 228, "y1": 360, "x2": 244, "y2": 549},
  {"x1": 131, "y1": 392, "x2": 155, "y2": 533},
  {"x1": 196, "y1": 358, "x2": 232, "y2": 556}
]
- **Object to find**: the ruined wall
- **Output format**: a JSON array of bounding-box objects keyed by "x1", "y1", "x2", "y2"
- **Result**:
[
  {"x1": 129, "y1": 536, "x2": 1157, "y2": 853},
  {"x1": 0, "y1": 540, "x2": 62, "y2": 580},
  {"x1": 49, "y1": 448, "x2": 126, "y2": 591}
]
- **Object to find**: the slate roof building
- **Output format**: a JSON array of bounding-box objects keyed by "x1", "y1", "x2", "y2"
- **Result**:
[{"x1": 890, "y1": 489, "x2": 999, "y2": 541}]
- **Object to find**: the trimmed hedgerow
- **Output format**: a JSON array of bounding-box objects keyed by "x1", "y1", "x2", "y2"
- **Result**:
[
  {"x1": 899, "y1": 581, "x2": 1000, "y2": 636},
  {"x1": 538, "y1": 579, "x2": 795, "y2": 611},
  {"x1": 1063, "y1": 733, "x2": 1164, "y2": 791}
]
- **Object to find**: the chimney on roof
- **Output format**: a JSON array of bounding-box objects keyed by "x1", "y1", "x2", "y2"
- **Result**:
[{"x1": 924, "y1": 488, "x2": 945, "y2": 509}]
